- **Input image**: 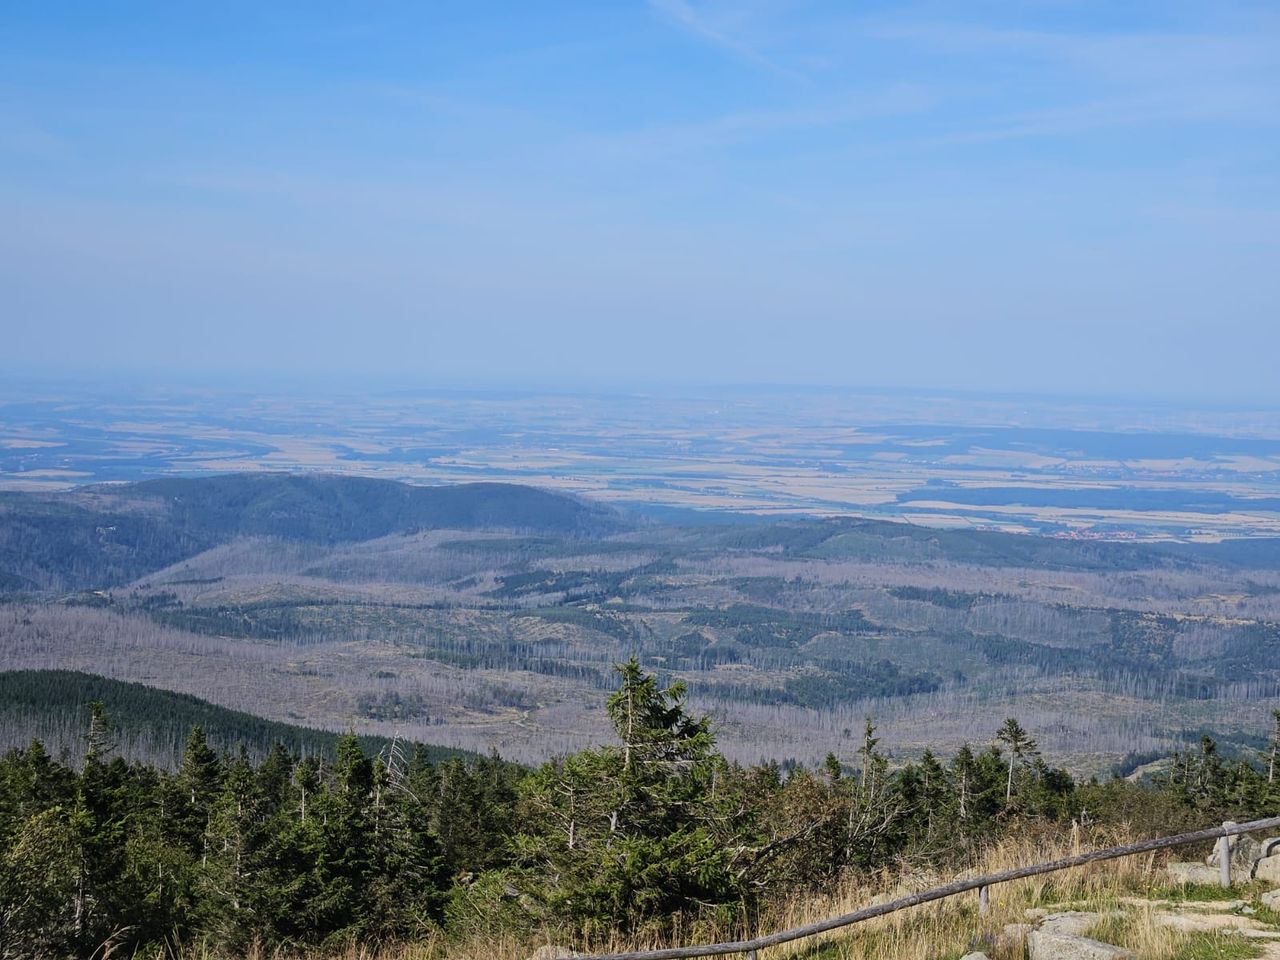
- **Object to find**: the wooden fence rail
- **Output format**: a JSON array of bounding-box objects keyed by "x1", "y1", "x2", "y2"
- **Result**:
[{"x1": 575, "y1": 814, "x2": 1280, "y2": 960}]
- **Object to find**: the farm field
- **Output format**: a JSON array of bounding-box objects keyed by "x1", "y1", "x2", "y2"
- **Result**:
[{"x1": 4, "y1": 384, "x2": 1280, "y2": 541}]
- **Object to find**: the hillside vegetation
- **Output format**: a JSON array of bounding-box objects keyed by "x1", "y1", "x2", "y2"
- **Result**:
[
  {"x1": 0, "y1": 474, "x2": 624, "y2": 590},
  {"x1": 3, "y1": 476, "x2": 1280, "y2": 772},
  {"x1": 0, "y1": 669, "x2": 486, "y2": 769},
  {"x1": 2, "y1": 659, "x2": 1278, "y2": 959}
]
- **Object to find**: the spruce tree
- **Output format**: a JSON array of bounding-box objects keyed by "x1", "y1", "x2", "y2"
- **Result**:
[
  {"x1": 996, "y1": 718, "x2": 1039, "y2": 807},
  {"x1": 499, "y1": 658, "x2": 737, "y2": 936}
]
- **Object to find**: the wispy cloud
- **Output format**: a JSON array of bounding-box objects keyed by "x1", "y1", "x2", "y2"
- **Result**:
[
  {"x1": 864, "y1": 19, "x2": 1280, "y2": 104},
  {"x1": 848, "y1": 17, "x2": 1280, "y2": 149},
  {"x1": 575, "y1": 82, "x2": 940, "y2": 161},
  {"x1": 923, "y1": 86, "x2": 1278, "y2": 149},
  {"x1": 647, "y1": 0, "x2": 802, "y2": 79},
  {"x1": 0, "y1": 112, "x2": 70, "y2": 162}
]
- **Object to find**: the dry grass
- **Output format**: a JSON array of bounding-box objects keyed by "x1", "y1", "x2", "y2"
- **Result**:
[{"x1": 138, "y1": 823, "x2": 1277, "y2": 960}]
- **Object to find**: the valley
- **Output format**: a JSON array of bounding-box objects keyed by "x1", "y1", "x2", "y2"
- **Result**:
[{"x1": 4, "y1": 473, "x2": 1279, "y2": 774}]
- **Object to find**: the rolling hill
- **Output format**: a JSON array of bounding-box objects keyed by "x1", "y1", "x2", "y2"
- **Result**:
[
  {"x1": 0, "y1": 473, "x2": 627, "y2": 590},
  {"x1": 0, "y1": 669, "x2": 490, "y2": 769}
]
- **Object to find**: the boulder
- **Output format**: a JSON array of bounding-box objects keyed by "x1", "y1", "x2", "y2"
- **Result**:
[
  {"x1": 1261, "y1": 837, "x2": 1280, "y2": 858},
  {"x1": 1257, "y1": 855, "x2": 1280, "y2": 885},
  {"x1": 1167, "y1": 861, "x2": 1224, "y2": 885},
  {"x1": 1039, "y1": 911, "x2": 1103, "y2": 936},
  {"x1": 1155, "y1": 912, "x2": 1270, "y2": 935},
  {"x1": 1207, "y1": 827, "x2": 1262, "y2": 874},
  {"x1": 1261, "y1": 889, "x2": 1280, "y2": 910},
  {"x1": 960, "y1": 954, "x2": 992, "y2": 960},
  {"x1": 997, "y1": 923, "x2": 1035, "y2": 952},
  {"x1": 1027, "y1": 931, "x2": 1134, "y2": 960}
]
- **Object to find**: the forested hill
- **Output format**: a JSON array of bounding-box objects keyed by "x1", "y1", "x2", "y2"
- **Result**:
[
  {"x1": 3, "y1": 658, "x2": 1279, "y2": 959},
  {"x1": 0, "y1": 669, "x2": 488, "y2": 769},
  {"x1": 123, "y1": 474, "x2": 626, "y2": 541},
  {"x1": 0, "y1": 473, "x2": 627, "y2": 589}
]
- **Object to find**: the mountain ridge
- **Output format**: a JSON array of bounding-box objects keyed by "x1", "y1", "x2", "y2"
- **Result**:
[{"x1": 0, "y1": 473, "x2": 626, "y2": 589}]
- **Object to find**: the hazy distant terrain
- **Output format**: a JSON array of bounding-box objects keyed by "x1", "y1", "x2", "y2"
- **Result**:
[
  {"x1": 4, "y1": 385, "x2": 1280, "y2": 541},
  {"x1": 3, "y1": 473, "x2": 1279, "y2": 775}
]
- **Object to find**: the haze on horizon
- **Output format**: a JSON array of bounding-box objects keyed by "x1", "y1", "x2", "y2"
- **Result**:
[{"x1": 2, "y1": 2, "x2": 1278, "y2": 400}]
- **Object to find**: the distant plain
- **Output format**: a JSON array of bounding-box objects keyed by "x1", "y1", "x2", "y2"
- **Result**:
[{"x1": 4, "y1": 384, "x2": 1280, "y2": 541}]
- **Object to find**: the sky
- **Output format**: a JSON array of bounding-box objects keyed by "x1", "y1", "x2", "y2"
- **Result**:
[{"x1": 2, "y1": 1, "x2": 1278, "y2": 398}]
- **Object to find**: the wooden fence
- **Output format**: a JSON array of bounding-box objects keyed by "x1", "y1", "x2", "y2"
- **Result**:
[{"x1": 575, "y1": 814, "x2": 1280, "y2": 960}]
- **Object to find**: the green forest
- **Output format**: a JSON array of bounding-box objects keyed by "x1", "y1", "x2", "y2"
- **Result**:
[
  {"x1": 2, "y1": 660, "x2": 1278, "y2": 959},
  {"x1": 0, "y1": 670, "x2": 482, "y2": 769}
]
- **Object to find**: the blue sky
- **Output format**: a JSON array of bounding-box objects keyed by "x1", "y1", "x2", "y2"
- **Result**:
[{"x1": 2, "y1": 2, "x2": 1278, "y2": 398}]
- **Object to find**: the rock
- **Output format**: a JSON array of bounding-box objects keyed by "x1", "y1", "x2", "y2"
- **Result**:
[
  {"x1": 1204, "y1": 822, "x2": 1237, "y2": 864},
  {"x1": 1207, "y1": 827, "x2": 1262, "y2": 874},
  {"x1": 1261, "y1": 837, "x2": 1280, "y2": 858},
  {"x1": 960, "y1": 954, "x2": 991, "y2": 960},
  {"x1": 997, "y1": 923, "x2": 1035, "y2": 952},
  {"x1": 1155, "y1": 912, "x2": 1270, "y2": 935},
  {"x1": 527, "y1": 947, "x2": 578, "y2": 960},
  {"x1": 1039, "y1": 911, "x2": 1103, "y2": 936},
  {"x1": 1025, "y1": 907, "x2": 1050, "y2": 920},
  {"x1": 1166, "y1": 861, "x2": 1224, "y2": 885},
  {"x1": 1027, "y1": 931, "x2": 1134, "y2": 960},
  {"x1": 1257, "y1": 855, "x2": 1280, "y2": 885},
  {"x1": 1261, "y1": 889, "x2": 1280, "y2": 909}
]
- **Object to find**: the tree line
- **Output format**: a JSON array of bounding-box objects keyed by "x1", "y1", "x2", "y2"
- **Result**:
[{"x1": 3, "y1": 661, "x2": 1279, "y2": 958}]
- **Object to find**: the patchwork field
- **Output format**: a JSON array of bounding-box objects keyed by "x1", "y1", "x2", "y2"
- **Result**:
[{"x1": 4, "y1": 384, "x2": 1280, "y2": 540}]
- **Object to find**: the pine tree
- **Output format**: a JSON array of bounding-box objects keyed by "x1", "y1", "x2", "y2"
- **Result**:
[
  {"x1": 70, "y1": 702, "x2": 131, "y2": 953},
  {"x1": 916, "y1": 748, "x2": 950, "y2": 842},
  {"x1": 201, "y1": 748, "x2": 258, "y2": 945},
  {"x1": 498, "y1": 658, "x2": 737, "y2": 936},
  {"x1": 952, "y1": 744, "x2": 976, "y2": 822},
  {"x1": 1266, "y1": 710, "x2": 1280, "y2": 784},
  {"x1": 858, "y1": 716, "x2": 881, "y2": 796},
  {"x1": 176, "y1": 725, "x2": 223, "y2": 860},
  {"x1": 0, "y1": 806, "x2": 78, "y2": 957},
  {"x1": 995, "y1": 718, "x2": 1039, "y2": 807}
]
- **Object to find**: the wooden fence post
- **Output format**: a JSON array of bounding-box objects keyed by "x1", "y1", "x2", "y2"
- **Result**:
[
  {"x1": 1219, "y1": 825, "x2": 1232, "y2": 888},
  {"x1": 573, "y1": 817, "x2": 1280, "y2": 960}
]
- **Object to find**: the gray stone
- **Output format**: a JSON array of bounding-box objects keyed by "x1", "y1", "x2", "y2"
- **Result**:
[
  {"x1": 1039, "y1": 911, "x2": 1103, "y2": 936},
  {"x1": 1261, "y1": 888, "x2": 1280, "y2": 909},
  {"x1": 1257, "y1": 855, "x2": 1280, "y2": 885},
  {"x1": 1205, "y1": 821, "x2": 1238, "y2": 865},
  {"x1": 1207, "y1": 827, "x2": 1262, "y2": 874},
  {"x1": 1028, "y1": 931, "x2": 1134, "y2": 960},
  {"x1": 1167, "y1": 861, "x2": 1224, "y2": 885},
  {"x1": 960, "y1": 954, "x2": 991, "y2": 960},
  {"x1": 1261, "y1": 837, "x2": 1280, "y2": 858},
  {"x1": 527, "y1": 947, "x2": 578, "y2": 960},
  {"x1": 998, "y1": 923, "x2": 1035, "y2": 952}
]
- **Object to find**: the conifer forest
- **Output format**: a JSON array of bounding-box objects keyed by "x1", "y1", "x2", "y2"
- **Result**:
[{"x1": 3, "y1": 658, "x2": 1279, "y2": 958}]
